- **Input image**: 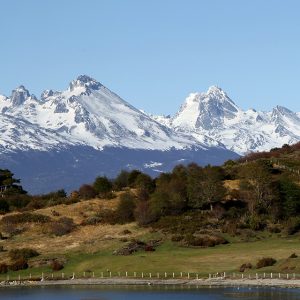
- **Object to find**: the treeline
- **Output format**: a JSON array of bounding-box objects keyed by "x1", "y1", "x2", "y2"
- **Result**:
[
  {"x1": 76, "y1": 158, "x2": 300, "y2": 233},
  {"x1": 1, "y1": 141, "x2": 300, "y2": 235}
]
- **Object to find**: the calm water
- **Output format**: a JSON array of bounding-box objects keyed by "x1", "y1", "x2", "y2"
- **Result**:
[{"x1": 0, "y1": 285, "x2": 300, "y2": 300}]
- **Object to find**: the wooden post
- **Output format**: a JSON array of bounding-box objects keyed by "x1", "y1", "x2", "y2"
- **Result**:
[
  {"x1": 62, "y1": 273, "x2": 64, "y2": 279},
  {"x1": 165, "y1": 272, "x2": 167, "y2": 278},
  {"x1": 18, "y1": 274, "x2": 21, "y2": 281},
  {"x1": 134, "y1": 272, "x2": 136, "y2": 278},
  {"x1": 263, "y1": 273, "x2": 265, "y2": 278},
  {"x1": 271, "y1": 273, "x2": 273, "y2": 279},
  {"x1": 84, "y1": 271, "x2": 85, "y2": 277},
  {"x1": 279, "y1": 273, "x2": 281, "y2": 279},
  {"x1": 109, "y1": 271, "x2": 112, "y2": 278},
  {"x1": 93, "y1": 272, "x2": 95, "y2": 278},
  {"x1": 287, "y1": 274, "x2": 289, "y2": 279},
  {"x1": 52, "y1": 273, "x2": 54, "y2": 279},
  {"x1": 126, "y1": 271, "x2": 128, "y2": 277},
  {"x1": 142, "y1": 272, "x2": 144, "y2": 278},
  {"x1": 180, "y1": 272, "x2": 183, "y2": 278},
  {"x1": 30, "y1": 273, "x2": 32, "y2": 279},
  {"x1": 196, "y1": 274, "x2": 199, "y2": 280},
  {"x1": 209, "y1": 274, "x2": 211, "y2": 279},
  {"x1": 157, "y1": 273, "x2": 159, "y2": 278},
  {"x1": 118, "y1": 272, "x2": 120, "y2": 277},
  {"x1": 242, "y1": 273, "x2": 244, "y2": 279},
  {"x1": 173, "y1": 272, "x2": 175, "y2": 278},
  {"x1": 101, "y1": 272, "x2": 103, "y2": 278},
  {"x1": 149, "y1": 273, "x2": 152, "y2": 278},
  {"x1": 188, "y1": 273, "x2": 190, "y2": 279}
]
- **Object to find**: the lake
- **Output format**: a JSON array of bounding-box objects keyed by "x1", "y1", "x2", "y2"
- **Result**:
[{"x1": 0, "y1": 285, "x2": 300, "y2": 300}]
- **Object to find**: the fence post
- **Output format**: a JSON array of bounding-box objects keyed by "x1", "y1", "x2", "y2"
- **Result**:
[
  {"x1": 196, "y1": 274, "x2": 199, "y2": 280},
  {"x1": 271, "y1": 273, "x2": 273, "y2": 279},
  {"x1": 188, "y1": 273, "x2": 190, "y2": 279},
  {"x1": 18, "y1": 274, "x2": 21, "y2": 281},
  {"x1": 157, "y1": 273, "x2": 159, "y2": 278},
  {"x1": 126, "y1": 271, "x2": 128, "y2": 277},
  {"x1": 149, "y1": 273, "x2": 152, "y2": 278},
  {"x1": 93, "y1": 272, "x2": 95, "y2": 278},
  {"x1": 209, "y1": 274, "x2": 211, "y2": 279},
  {"x1": 279, "y1": 273, "x2": 281, "y2": 279},
  {"x1": 101, "y1": 272, "x2": 103, "y2": 278},
  {"x1": 142, "y1": 272, "x2": 144, "y2": 278},
  {"x1": 173, "y1": 272, "x2": 175, "y2": 278},
  {"x1": 83, "y1": 271, "x2": 85, "y2": 277},
  {"x1": 165, "y1": 272, "x2": 167, "y2": 278},
  {"x1": 134, "y1": 272, "x2": 136, "y2": 278},
  {"x1": 109, "y1": 272, "x2": 112, "y2": 278},
  {"x1": 242, "y1": 273, "x2": 244, "y2": 279},
  {"x1": 287, "y1": 274, "x2": 289, "y2": 279},
  {"x1": 118, "y1": 272, "x2": 120, "y2": 277},
  {"x1": 62, "y1": 273, "x2": 64, "y2": 279},
  {"x1": 180, "y1": 272, "x2": 183, "y2": 278}
]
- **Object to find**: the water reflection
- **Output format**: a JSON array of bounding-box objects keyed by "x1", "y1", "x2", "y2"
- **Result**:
[{"x1": 0, "y1": 285, "x2": 299, "y2": 300}]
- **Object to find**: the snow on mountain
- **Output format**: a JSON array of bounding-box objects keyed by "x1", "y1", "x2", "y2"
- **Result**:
[
  {"x1": 164, "y1": 86, "x2": 300, "y2": 154},
  {"x1": 0, "y1": 75, "x2": 211, "y2": 153}
]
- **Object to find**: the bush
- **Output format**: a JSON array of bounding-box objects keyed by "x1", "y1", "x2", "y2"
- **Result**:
[
  {"x1": 93, "y1": 176, "x2": 112, "y2": 197},
  {"x1": 184, "y1": 234, "x2": 228, "y2": 247},
  {"x1": 289, "y1": 253, "x2": 298, "y2": 259},
  {"x1": 0, "y1": 263, "x2": 8, "y2": 274},
  {"x1": 48, "y1": 217, "x2": 75, "y2": 236},
  {"x1": 51, "y1": 260, "x2": 64, "y2": 271},
  {"x1": 78, "y1": 184, "x2": 97, "y2": 200},
  {"x1": 285, "y1": 217, "x2": 300, "y2": 235},
  {"x1": 9, "y1": 258, "x2": 28, "y2": 271},
  {"x1": 256, "y1": 257, "x2": 277, "y2": 269},
  {"x1": 9, "y1": 248, "x2": 39, "y2": 260},
  {"x1": 1, "y1": 212, "x2": 51, "y2": 224},
  {"x1": 239, "y1": 263, "x2": 252, "y2": 272},
  {"x1": 115, "y1": 192, "x2": 136, "y2": 224}
]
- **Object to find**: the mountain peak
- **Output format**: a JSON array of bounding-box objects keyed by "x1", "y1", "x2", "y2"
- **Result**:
[
  {"x1": 69, "y1": 75, "x2": 102, "y2": 92},
  {"x1": 11, "y1": 85, "x2": 30, "y2": 106}
]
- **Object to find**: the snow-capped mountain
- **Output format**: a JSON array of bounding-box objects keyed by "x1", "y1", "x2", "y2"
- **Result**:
[
  {"x1": 153, "y1": 86, "x2": 300, "y2": 154},
  {"x1": 0, "y1": 75, "x2": 206, "y2": 152},
  {"x1": 0, "y1": 76, "x2": 237, "y2": 194}
]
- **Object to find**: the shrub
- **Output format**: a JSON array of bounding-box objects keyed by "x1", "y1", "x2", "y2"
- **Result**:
[
  {"x1": 78, "y1": 184, "x2": 97, "y2": 200},
  {"x1": 115, "y1": 192, "x2": 136, "y2": 224},
  {"x1": 0, "y1": 263, "x2": 8, "y2": 274},
  {"x1": 9, "y1": 248, "x2": 39, "y2": 260},
  {"x1": 9, "y1": 258, "x2": 28, "y2": 271},
  {"x1": 289, "y1": 253, "x2": 298, "y2": 259},
  {"x1": 239, "y1": 263, "x2": 252, "y2": 272},
  {"x1": 93, "y1": 176, "x2": 112, "y2": 197},
  {"x1": 48, "y1": 217, "x2": 75, "y2": 236},
  {"x1": 184, "y1": 234, "x2": 228, "y2": 247},
  {"x1": 285, "y1": 217, "x2": 300, "y2": 235},
  {"x1": 1, "y1": 212, "x2": 51, "y2": 224},
  {"x1": 51, "y1": 260, "x2": 64, "y2": 271},
  {"x1": 256, "y1": 257, "x2": 277, "y2": 269}
]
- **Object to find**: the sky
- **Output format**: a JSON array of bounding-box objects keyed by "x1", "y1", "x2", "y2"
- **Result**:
[{"x1": 0, "y1": 0, "x2": 300, "y2": 115}]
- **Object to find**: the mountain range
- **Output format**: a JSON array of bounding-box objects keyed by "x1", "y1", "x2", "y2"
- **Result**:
[{"x1": 0, "y1": 75, "x2": 299, "y2": 193}]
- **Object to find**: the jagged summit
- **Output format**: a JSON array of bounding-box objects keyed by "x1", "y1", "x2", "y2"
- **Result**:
[
  {"x1": 11, "y1": 85, "x2": 31, "y2": 106},
  {"x1": 69, "y1": 75, "x2": 102, "y2": 92}
]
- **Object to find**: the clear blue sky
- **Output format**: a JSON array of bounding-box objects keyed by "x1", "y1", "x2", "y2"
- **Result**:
[{"x1": 1, "y1": 0, "x2": 300, "y2": 115}]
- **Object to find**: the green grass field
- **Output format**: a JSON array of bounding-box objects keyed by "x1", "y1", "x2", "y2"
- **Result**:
[{"x1": 2, "y1": 234, "x2": 300, "y2": 281}]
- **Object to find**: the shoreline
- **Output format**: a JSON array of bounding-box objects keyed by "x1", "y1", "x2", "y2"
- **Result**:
[{"x1": 1, "y1": 278, "x2": 300, "y2": 289}]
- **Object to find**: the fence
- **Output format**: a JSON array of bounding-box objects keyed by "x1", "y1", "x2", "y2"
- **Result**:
[{"x1": 3, "y1": 271, "x2": 300, "y2": 282}]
